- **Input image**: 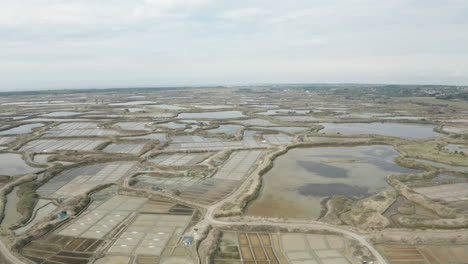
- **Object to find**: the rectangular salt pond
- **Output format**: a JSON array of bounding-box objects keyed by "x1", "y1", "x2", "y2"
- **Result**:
[
  {"x1": 258, "y1": 109, "x2": 312, "y2": 115},
  {"x1": 109, "y1": 101, "x2": 155, "y2": 106},
  {"x1": 247, "y1": 145, "x2": 419, "y2": 219},
  {"x1": 120, "y1": 133, "x2": 167, "y2": 142},
  {"x1": 0, "y1": 136, "x2": 15, "y2": 145},
  {"x1": 177, "y1": 111, "x2": 245, "y2": 119},
  {"x1": 37, "y1": 162, "x2": 137, "y2": 198},
  {"x1": 156, "y1": 122, "x2": 187, "y2": 129},
  {"x1": 148, "y1": 104, "x2": 188, "y2": 110},
  {"x1": 207, "y1": 124, "x2": 243, "y2": 134},
  {"x1": 319, "y1": 123, "x2": 440, "y2": 139},
  {"x1": 41, "y1": 111, "x2": 82, "y2": 117},
  {"x1": 150, "y1": 153, "x2": 212, "y2": 166},
  {"x1": 21, "y1": 139, "x2": 105, "y2": 152},
  {"x1": 115, "y1": 122, "x2": 152, "y2": 131},
  {"x1": 103, "y1": 143, "x2": 145, "y2": 154}
]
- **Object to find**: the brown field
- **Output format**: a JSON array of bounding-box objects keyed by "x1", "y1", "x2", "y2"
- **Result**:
[
  {"x1": 238, "y1": 233, "x2": 249, "y2": 245},
  {"x1": 248, "y1": 233, "x2": 262, "y2": 246},
  {"x1": 215, "y1": 232, "x2": 280, "y2": 264},
  {"x1": 22, "y1": 235, "x2": 102, "y2": 264},
  {"x1": 252, "y1": 247, "x2": 267, "y2": 260},
  {"x1": 240, "y1": 246, "x2": 254, "y2": 260},
  {"x1": 259, "y1": 234, "x2": 271, "y2": 246},
  {"x1": 378, "y1": 244, "x2": 468, "y2": 264},
  {"x1": 136, "y1": 256, "x2": 160, "y2": 264},
  {"x1": 265, "y1": 247, "x2": 276, "y2": 260}
]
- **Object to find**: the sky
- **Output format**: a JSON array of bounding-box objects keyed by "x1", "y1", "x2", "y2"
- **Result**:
[{"x1": 1, "y1": 0, "x2": 468, "y2": 91}]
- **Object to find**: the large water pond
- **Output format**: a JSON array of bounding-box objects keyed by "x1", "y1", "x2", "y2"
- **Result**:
[
  {"x1": 247, "y1": 145, "x2": 419, "y2": 219},
  {"x1": 177, "y1": 111, "x2": 245, "y2": 119},
  {"x1": 0, "y1": 123, "x2": 44, "y2": 135},
  {"x1": 0, "y1": 153, "x2": 38, "y2": 176},
  {"x1": 319, "y1": 123, "x2": 440, "y2": 139}
]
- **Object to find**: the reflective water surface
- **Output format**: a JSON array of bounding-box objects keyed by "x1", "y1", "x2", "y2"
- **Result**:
[{"x1": 247, "y1": 145, "x2": 419, "y2": 219}]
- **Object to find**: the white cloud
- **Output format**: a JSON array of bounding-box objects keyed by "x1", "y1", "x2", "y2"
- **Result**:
[
  {"x1": 219, "y1": 7, "x2": 266, "y2": 20},
  {"x1": 0, "y1": 0, "x2": 467, "y2": 90}
]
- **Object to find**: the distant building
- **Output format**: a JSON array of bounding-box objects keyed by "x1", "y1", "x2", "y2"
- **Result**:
[{"x1": 182, "y1": 236, "x2": 194, "y2": 246}]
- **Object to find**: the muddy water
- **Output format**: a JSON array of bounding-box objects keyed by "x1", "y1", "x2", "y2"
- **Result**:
[
  {"x1": 318, "y1": 123, "x2": 440, "y2": 139},
  {"x1": 247, "y1": 145, "x2": 419, "y2": 220},
  {"x1": 0, "y1": 153, "x2": 38, "y2": 175},
  {"x1": 1, "y1": 186, "x2": 21, "y2": 228}
]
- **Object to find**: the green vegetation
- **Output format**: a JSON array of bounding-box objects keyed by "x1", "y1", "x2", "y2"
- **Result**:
[{"x1": 16, "y1": 181, "x2": 40, "y2": 223}]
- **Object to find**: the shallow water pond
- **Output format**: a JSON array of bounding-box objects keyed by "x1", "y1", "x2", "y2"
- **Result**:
[
  {"x1": 0, "y1": 153, "x2": 38, "y2": 175},
  {"x1": 177, "y1": 111, "x2": 245, "y2": 119},
  {"x1": 319, "y1": 122, "x2": 440, "y2": 139},
  {"x1": 0, "y1": 123, "x2": 44, "y2": 135},
  {"x1": 247, "y1": 145, "x2": 419, "y2": 219},
  {"x1": 208, "y1": 125, "x2": 243, "y2": 134}
]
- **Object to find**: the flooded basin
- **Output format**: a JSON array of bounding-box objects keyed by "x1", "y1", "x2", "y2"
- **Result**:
[
  {"x1": 0, "y1": 153, "x2": 38, "y2": 176},
  {"x1": 0, "y1": 123, "x2": 44, "y2": 135},
  {"x1": 319, "y1": 122, "x2": 440, "y2": 139},
  {"x1": 177, "y1": 111, "x2": 245, "y2": 119},
  {"x1": 247, "y1": 145, "x2": 419, "y2": 219}
]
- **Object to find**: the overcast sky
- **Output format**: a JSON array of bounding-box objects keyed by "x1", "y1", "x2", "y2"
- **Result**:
[{"x1": 1, "y1": 0, "x2": 467, "y2": 91}]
